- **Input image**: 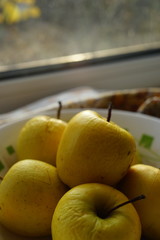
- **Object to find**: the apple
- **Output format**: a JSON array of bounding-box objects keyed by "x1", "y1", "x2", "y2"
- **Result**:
[
  {"x1": 51, "y1": 183, "x2": 142, "y2": 240},
  {"x1": 0, "y1": 159, "x2": 68, "y2": 237},
  {"x1": 17, "y1": 102, "x2": 67, "y2": 166},
  {"x1": 118, "y1": 164, "x2": 160, "y2": 240},
  {"x1": 131, "y1": 150, "x2": 142, "y2": 166},
  {"x1": 56, "y1": 109, "x2": 136, "y2": 187}
]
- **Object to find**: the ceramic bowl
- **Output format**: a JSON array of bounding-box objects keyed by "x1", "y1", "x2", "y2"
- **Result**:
[{"x1": 0, "y1": 108, "x2": 160, "y2": 240}]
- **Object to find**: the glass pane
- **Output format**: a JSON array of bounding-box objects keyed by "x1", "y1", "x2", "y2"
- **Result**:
[{"x1": 0, "y1": 0, "x2": 160, "y2": 66}]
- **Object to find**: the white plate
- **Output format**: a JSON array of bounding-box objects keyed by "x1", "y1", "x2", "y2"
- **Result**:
[{"x1": 0, "y1": 108, "x2": 160, "y2": 239}]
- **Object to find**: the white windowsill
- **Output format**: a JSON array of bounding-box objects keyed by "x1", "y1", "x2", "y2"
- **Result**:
[{"x1": 0, "y1": 54, "x2": 160, "y2": 113}]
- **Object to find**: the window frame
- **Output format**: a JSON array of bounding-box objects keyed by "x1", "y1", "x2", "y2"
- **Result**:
[{"x1": 0, "y1": 42, "x2": 160, "y2": 81}]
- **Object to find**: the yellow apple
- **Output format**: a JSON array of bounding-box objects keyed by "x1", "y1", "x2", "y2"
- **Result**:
[
  {"x1": 0, "y1": 159, "x2": 68, "y2": 237},
  {"x1": 56, "y1": 110, "x2": 136, "y2": 187},
  {"x1": 131, "y1": 150, "x2": 142, "y2": 165},
  {"x1": 51, "y1": 183, "x2": 141, "y2": 240},
  {"x1": 17, "y1": 114, "x2": 67, "y2": 166},
  {"x1": 118, "y1": 164, "x2": 160, "y2": 240}
]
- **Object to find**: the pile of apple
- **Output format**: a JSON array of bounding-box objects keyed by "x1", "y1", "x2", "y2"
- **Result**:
[{"x1": 0, "y1": 106, "x2": 160, "y2": 240}]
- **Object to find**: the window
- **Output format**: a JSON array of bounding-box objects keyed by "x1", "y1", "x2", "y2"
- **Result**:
[
  {"x1": 0, "y1": 0, "x2": 160, "y2": 72},
  {"x1": 0, "y1": 1, "x2": 160, "y2": 113}
]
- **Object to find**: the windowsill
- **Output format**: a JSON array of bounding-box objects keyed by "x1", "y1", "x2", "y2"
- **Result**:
[{"x1": 0, "y1": 45, "x2": 160, "y2": 113}]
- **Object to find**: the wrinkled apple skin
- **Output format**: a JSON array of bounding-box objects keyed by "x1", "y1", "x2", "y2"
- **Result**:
[{"x1": 52, "y1": 183, "x2": 141, "y2": 240}]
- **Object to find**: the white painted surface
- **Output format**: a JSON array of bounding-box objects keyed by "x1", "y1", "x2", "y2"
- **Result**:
[{"x1": 0, "y1": 54, "x2": 160, "y2": 113}]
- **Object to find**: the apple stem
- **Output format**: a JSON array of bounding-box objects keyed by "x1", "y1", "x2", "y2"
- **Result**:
[
  {"x1": 0, "y1": 176, "x2": 3, "y2": 181},
  {"x1": 57, "y1": 101, "x2": 62, "y2": 119},
  {"x1": 107, "y1": 102, "x2": 112, "y2": 122},
  {"x1": 108, "y1": 194, "x2": 146, "y2": 215}
]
